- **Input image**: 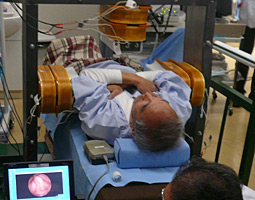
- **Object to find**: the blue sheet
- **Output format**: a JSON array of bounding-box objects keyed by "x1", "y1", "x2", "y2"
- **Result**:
[{"x1": 52, "y1": 114, "x2": 184, "y2": 200}]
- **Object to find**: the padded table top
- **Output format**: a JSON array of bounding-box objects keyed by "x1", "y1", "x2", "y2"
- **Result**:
[{"x1": 51, "y1": 114, "x2": 187, "y2": 200}]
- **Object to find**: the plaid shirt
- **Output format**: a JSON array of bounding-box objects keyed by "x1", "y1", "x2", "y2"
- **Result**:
[{"x1": 43, "y1": 35, "x2": 143, "y2": 74}]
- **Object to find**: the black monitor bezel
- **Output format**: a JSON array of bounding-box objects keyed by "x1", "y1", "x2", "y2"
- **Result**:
[{"x1": 3, "y1": 159, "x2": 75, "y2": 200}]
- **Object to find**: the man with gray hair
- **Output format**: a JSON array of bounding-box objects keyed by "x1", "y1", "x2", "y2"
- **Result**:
[{"x1": 72, "y1": 60, "x2": 192, "y2": 152}]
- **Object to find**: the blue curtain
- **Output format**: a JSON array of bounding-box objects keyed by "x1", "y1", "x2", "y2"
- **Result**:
[{"x1": 140, "y1": 28, "x2": 185, "y2": 68}]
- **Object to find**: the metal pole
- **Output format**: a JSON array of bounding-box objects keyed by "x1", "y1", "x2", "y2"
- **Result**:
[
  {"x1": 238, "y1": 102, "x2": 255, "y2": 184},
  {"x1": 22, "y1": 4, "x2": 38, "y2": 161},
  {"x1": 215, "y1": 98, "x2": 230, "y2": 162}
]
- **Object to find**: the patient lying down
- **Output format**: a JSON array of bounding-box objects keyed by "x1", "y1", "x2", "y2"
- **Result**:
[{"x1": 70, "y1": 60, "x2": 192, "y2": 152}]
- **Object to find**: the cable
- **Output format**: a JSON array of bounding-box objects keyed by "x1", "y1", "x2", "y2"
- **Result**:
[
  {"x1": 11, "y1": 3, "x2": 78, "y2": 33},
  {"x1": 0, "y1": 60, "x2": 21, "y2": 155},
  {"x1": 80, "y1": 0, "x2": 137, "y2": 44},
  {"x1": 37, "y1": 109, "x2": 78, "y2": 146},
  {"x1": 0, "y1": 77, "x2": 25, "y2": 150},
  {"x1": 39, "y1": 142, "x2": 48, "y2": 162},
  {"x1": 10, "y1": 3, "x2": 64, "y2": 36},
  {"x1": 164, "y1": 4, "x2": 173, "y2": 34},
  {"x1": 11, "y1": 3, "x2": 55, "y2": 26},
  {"x1": 148, "y1": 9, "x2": 164, "y2": 25},
  {"x1": 201, "y1": 88, "x2": 210, "y2": 129},
  {"x1": 78, "y1": 26, "x2": 128, "y2": 44},
  {"x1": 201, "y1": 135, "x2": 212, "y2": 156},
  {"x1": 1, "y1": 69, "x2": 24, "y2": 133},
  {"x1": 12, "y1": 3, "x2": 79, "y2": 27},
  {"x1": 25, "y1": 95, "x2": 41, "y2": 125},
  {"x1": 200, "y1": 89, "x2": 212, "y2": 157},
  {"x1": 152, "y1": 30, "x2": 159, "y2": 53},
  {"x1": 1, "y1": 81, "x2": 23, "y2": 132},
  {"x1": 153, "y1": 5, "x2": 165, "y2": 13},
  {"x1": 88, "y1": 1, "x2": 128, "y2": 21},
  {"x1": 87, "y1": 155, "x2": 110, "y2": 200},
  {"x1": 78, "y1": 23, "x2": 128, "y2": 44},
  {"x1": 12, "y1": 1, "x2": 133, "y2": 37},
  {"x1": 183, "y1": 132, "x2": 194, "y2": 144},
  {"x1": 0, "y1": 102, "x2": 21, "y2": 155},
  {"x1": 56, "y1": 110, "x2": 79, "y2": 125}
]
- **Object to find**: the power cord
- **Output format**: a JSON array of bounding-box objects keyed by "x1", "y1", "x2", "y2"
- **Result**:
[
  {"x1": 0, "y1": 67, "x2": 23, "y2": 134},
  {"x1": 0, "y1": 102, "x2": 21, "y2": 155},
  {"x1": 201, "y1": 135, "x2": 212, "y2": 157},
  {"x1": 87, "y1": 155, "x2": 110, "y2": 200}
]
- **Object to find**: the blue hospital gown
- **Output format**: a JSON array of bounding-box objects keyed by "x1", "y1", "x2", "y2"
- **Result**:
[{"x1": 71, "y1": 60, "x2": 192, "y2": 145}]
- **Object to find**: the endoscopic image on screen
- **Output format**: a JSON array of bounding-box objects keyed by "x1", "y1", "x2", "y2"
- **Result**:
[{"x1": 15, "y1": 172, "x2": 64, "y2": 199}]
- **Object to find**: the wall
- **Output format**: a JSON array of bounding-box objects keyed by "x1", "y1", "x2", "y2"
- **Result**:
[
  {"x1": 38, "y1": 5, "x2": 99, "y2": 41},
  {"x1": 2, "y1": 4, "x2": 99, "y2": 98}
]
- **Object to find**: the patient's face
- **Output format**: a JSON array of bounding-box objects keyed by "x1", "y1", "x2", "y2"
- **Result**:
[{"x1": 130, "y1": 92, "x2": 177, "y2": 133}]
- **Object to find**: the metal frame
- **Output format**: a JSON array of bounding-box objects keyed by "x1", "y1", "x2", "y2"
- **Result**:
[
  {"x1": 211, "y1": 42, "x2": 255, "y2": 185},
  {"x1": 211, "y1": 78, "x2": 255, "y2": 185},
  {"x1": 7, "y1": 0, "x2": 213, "y2": 5},
  {"x1": 3, "y1": 0, "x2": 216, "y2": 160}
]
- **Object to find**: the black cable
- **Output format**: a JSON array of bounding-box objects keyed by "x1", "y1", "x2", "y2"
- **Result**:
[
  {"x1": 39, "y1": 142, "x2": 48, "y2": 162},
  {"x1": 0, "y1": 102, "x2": 21, "y2": 155},
  {"x1": 150, "y1": 19, "x2": 160, "y2": 35},
  {"x1": 164, "y1": 4, "x2": 173, "y2": 34},
  {"x1": 0, "y1": 69, "x2": 24, "y2": 134},
  {"x1": 46, "y1": 26, "x2": 55, "y2": 34},
  {"x1": 153, "y1": 4, "x2": 165, "y2": 13},
  {"x1": 1, "y1": 81, "x2": 24, "y2": 145},
  {"x1": 1, "y1": 85, "x2": 23, "y2": 132},
  {"x1": 10, "y1": 3, "x2": 59, "y2": 36},
  {"x1": 87, "y1": 155, "x2": 110, "y2": 200},
  {"x1": 149, "y1": 9, "x2": 164, "y2": 25},
  {"x1": 1, "y1": 68, "x2": 23, "y2": 128},
  {"x1": 12, "y1": 3, "x2": 56, "y2": 26}
]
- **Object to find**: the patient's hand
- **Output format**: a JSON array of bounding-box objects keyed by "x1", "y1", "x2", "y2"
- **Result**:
[
  {"x1": 135, "y1": 76, "x2": 158, "y2": 94},
  {"x1": 121, "y1": 72, "x2": 158, "y2": 94},
  {"x1": 107, "y1": 85, "x2": 123, "y2": 99}
]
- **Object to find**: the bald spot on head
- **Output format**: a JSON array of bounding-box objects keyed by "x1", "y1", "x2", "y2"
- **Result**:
[{"x1": 140, "y1": 101, "x2": 178, "y2": 129}]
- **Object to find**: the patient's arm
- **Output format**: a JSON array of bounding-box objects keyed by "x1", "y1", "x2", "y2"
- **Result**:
[
  {"x1": 82, "y1": 68, "x2": 158, "y2": 94},
  {"x1": 80, "y1": 68, "x2": 122, "y2": 84},
  {"x1": 153, "y1": 71, "x2": 192, "y2": 124},
  {"x1": 71, "y1": 76, "x2": 132, "y2": 145}
]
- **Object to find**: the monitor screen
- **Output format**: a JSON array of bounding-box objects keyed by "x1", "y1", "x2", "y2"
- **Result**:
[
  {"x1": 3, "y1": 160, "x2": 75, "y2": 200},
  {"x1": 216, "y1": 0, "x2": 233, "y2": 17}
]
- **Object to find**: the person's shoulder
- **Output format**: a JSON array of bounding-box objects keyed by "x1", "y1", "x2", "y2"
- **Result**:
[{"x1": 242, "y1": 185, "x2": 255, "y2": 200}]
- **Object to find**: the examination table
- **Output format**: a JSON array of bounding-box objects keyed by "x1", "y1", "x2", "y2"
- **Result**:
[{"x1": 43, "y1": 112, "x2": 190, "y2": 200}]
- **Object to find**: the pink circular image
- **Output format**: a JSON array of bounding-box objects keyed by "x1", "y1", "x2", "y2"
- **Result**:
[{"x1": 28, "y1": 174, "x2": 52, "y2": 197}]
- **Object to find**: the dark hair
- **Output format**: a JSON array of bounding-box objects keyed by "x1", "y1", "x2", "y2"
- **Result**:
[
  {"x1": 169, "y1": 157, "x2": 243, "y2": 200},
  {"x1": 133, "y1": 116, "x2": 184, "y2": 152}
]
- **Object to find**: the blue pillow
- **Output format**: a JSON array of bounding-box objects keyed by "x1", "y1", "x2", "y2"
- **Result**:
[{"x1": 114, "y1": 138, "x2": 190, "y2": 169}]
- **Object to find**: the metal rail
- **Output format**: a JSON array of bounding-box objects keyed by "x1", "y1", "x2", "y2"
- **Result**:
[
  {"x1": 2, "y1": 0, "x2": 216, "y2": 164},
  {"x1": 6, "y1": 0, "x2": 212, "y2": 6}
]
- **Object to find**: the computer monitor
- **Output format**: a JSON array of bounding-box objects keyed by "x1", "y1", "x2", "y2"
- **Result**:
[
  {"x1": 3, "y1": 160, "x2": 75, "y2": 200},
  {"x1": 216, "y1": 0, "x2": 233, "y2": 17}
]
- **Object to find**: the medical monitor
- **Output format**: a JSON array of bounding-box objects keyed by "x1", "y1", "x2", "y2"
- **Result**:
[{"x1": 3, "y1": 160, "x2": 75, "y2": 200}]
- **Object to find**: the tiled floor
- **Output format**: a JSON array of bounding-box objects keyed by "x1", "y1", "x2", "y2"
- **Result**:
[{"x1": 2, "y1": 42, "x2": 255, "y2": 190}]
